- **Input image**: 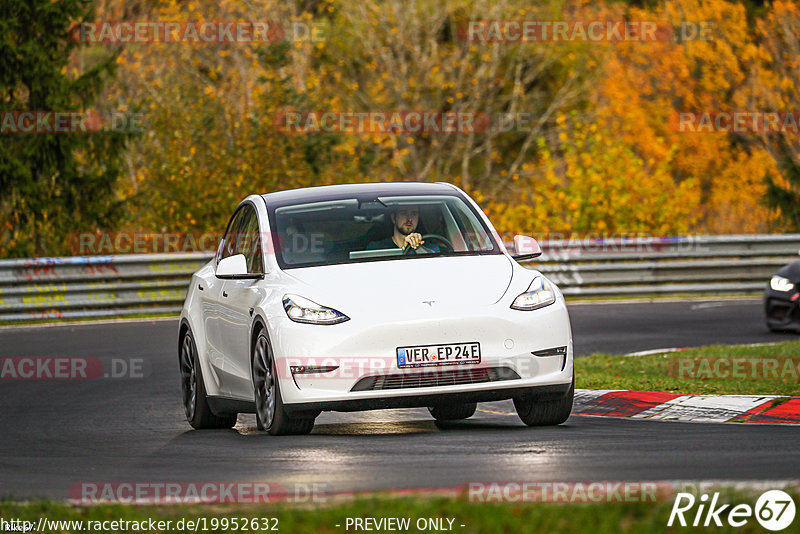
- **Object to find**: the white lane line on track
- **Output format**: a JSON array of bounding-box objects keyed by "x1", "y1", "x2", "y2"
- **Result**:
[
  {"x1": 690, "y1": 302, "x2": 728, "y2": 310},
  {"x1": 624, "y1": 341, "x2": 784, "y2": 357},
  {"x1": 688, "y1": 299, "x2": 764, "y2": 310},
  {"x1": 624, "y1": 347, "x2": 686, "y2": 357}
]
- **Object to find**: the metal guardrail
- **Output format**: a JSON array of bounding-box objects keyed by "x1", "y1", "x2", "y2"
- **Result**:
[
  {"x1": 0, "y1": 253, "x2": 213, "y2": 322},
  {"x1": 1, "y1": 235, "x2": 798, "y2": 322},
  {"x1": 534, "y1": 234, "x2": 800, "y2": 296}
]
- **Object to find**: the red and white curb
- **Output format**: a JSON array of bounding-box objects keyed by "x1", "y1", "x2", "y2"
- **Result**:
[{"x1": 573, "y1": 389, "x2": 800, "y2": 424}]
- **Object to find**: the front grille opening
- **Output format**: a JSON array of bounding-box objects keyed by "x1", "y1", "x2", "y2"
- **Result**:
[
  {"x1": 350, "y1": 366, "x2": 520, "y2": 392},
  {"x1": 767, "y1": 300, "x2": 793, "y2": 321}
]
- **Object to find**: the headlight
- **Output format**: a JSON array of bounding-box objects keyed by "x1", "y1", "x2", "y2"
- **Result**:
[
  {"x1": 770, "y1": 275, "x2": 794, "y2": 292},
  {"x1": 283, "y1": 294, "x2": 350, "y2": 324},
  {"x1": 511, "y1": 276, "x2": 556, "y2": 311}
]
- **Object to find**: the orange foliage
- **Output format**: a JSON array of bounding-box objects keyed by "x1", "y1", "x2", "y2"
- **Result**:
[{"x1": 76, "y1": 0, "x2": 794, "y2": 243}]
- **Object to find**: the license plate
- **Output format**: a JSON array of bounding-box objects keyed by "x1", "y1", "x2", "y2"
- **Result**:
[{"x1": 396, "y1": 342, "x2": 481, "y2": 368}]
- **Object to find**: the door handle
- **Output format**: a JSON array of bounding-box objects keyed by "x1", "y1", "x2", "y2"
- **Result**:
[
  {"x1": 198, "y1": 284, "x2": 204, "y2": 291},
  {"x1": 223, "y1": 291, "x2": 228, "y2": 298}
]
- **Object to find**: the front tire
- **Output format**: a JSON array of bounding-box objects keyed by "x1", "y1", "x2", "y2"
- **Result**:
[
  {"x1": 428, "y1": 402, "x2": 477, "y2": 421},
  {"x1": 252, "y1": 332, "x2": 315, "y2": 435},
  {"x1": 179, "y1": 329, "x2": 237, "y2": 429},
  {"x1": 513, "y1": 375, "x2": 574, "y2": 427}
]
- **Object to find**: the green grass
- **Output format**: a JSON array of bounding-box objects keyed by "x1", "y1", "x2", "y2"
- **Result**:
[
  {"x1": 576, "y1": 340, "x2": 800, "y2": 396},
  {"x1": 2, "y1": 490, "x2": 796, "y2": 534}
]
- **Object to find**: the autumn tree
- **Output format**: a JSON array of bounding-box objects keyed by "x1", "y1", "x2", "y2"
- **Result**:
[
  {"x1": 0, "y1": 0, "x2": 128, "y2": 257},
  {"x1": 748, "y1": 0, "x2": 800, "y2": 230},
  {"x1": 45, "y1": 0, "x2": 798, "y2": 254},
  {"x1": 583, "y1": 0, "x2": 783, "y2": 235}
]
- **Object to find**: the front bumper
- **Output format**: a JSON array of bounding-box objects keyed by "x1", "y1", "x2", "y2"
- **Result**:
[
  {"x1": 764, "y1": 286, "x2": 800, "y2": 332},
  {"x1": 269, "y1": 297, "x2": 574, "y2": 408},
  {"x1": 283, "y1": 382, "x2": 572, "y2": 416}
]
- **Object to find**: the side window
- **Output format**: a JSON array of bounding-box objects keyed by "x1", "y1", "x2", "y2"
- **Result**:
[
  {"x1": 242, "y1": 208, "x2": 264, "y2": 274},
  {"x1": 238, "y1": 208, "x2": 264, "y2": 274},
  {"x1": 218, "y1": 207, "x2": 248, "y2": 263},
  {"x1": 450, "y1": 203, "x2": 494, "y2": 251},
  {"x1": 249, "y1": 235, "x2": 264, "y2": 274}
]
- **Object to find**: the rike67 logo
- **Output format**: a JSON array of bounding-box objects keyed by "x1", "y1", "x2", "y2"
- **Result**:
[{"x1": 668, "y1": 490, "x2": 796, "y2": 531}]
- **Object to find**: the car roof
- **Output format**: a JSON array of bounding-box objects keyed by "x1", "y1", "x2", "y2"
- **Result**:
[{"x1": 260, "y1": 182, "x2": 460, "y2": 207}]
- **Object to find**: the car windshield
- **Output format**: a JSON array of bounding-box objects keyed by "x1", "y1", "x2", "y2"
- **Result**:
[{"x1": 269, "y1": 193, "x2": 501, "y2": 268}]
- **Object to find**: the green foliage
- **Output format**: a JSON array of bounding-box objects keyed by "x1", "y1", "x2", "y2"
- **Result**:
[
  {"x1": 0, "y1": 0, "x2": 130, "y2": 257},
  {"x1": 766, "y1": 140, "x2": 800, "y2": 231}
]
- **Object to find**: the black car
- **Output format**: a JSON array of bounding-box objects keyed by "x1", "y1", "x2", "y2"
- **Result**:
[{"x1": 765, "y1": 259, "x2": 800, "y2": 332}]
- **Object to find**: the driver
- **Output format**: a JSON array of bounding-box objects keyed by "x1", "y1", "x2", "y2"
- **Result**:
[{"x1": 367, "y1": 205, "x2": 438, "y2": 253}]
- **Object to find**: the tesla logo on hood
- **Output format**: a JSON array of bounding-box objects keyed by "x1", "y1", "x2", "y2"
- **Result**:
[{"x1": 422, "y1": 300, "x2": 435, "y2": 307}]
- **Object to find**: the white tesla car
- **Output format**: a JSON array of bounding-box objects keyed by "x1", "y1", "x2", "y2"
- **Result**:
[{"x1": 178, "y1": 182, "x2": 574, "y2": 434}]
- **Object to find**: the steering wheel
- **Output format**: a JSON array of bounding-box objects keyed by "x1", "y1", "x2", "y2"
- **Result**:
[{"x1": 403, "y1": 234, "x2": 454, "y2": 255}]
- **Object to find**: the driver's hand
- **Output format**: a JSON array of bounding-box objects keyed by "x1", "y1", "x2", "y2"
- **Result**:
[{"x1": 403, "y1": 233, "x2": 424, "y2": 249}]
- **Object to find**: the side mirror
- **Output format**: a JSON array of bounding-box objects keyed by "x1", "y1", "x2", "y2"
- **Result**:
[
  {"x1": 511, "y1": 235, "x2": 542, "y2": 261},
  {"x1": 216, "y1": 254, "x2": 262, "y2": 279}
]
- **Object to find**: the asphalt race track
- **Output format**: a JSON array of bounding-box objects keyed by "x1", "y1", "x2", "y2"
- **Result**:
[{"x1": 1, "y1": 298, "x2": 798, "y2": 500}]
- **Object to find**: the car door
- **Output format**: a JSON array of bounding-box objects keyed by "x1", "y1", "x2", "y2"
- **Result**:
[
  {"x1": 202, "y1": 206, "x2": 249, "y2": 397},
  {"x1": 219, "y1": 203, "x2": 267, "y2": 400}
]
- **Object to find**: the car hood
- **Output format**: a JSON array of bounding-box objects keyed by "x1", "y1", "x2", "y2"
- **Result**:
[
  {"x1": 281, "y1": 254, "x2": 514, "y2": 310},
  {"x1": 777, "y1": 260, "x2": 800, "y2": 282}
]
